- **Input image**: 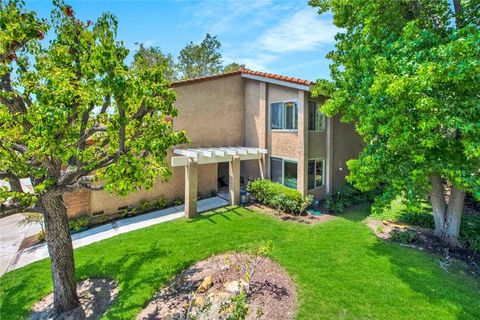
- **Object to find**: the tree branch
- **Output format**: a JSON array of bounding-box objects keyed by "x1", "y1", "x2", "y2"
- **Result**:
[
  {"x1": 452, "y1": 0, "x2": 464, "y2": 28},
  {"x1": 0, "y1": 73, "x2": 32, "y2": 130},
  {"x1": 0, "y1": 204, "x2": 40, "y2": 218},
  {"x1": 0, "y1": 171, "x2": 25, "y2": 194}
]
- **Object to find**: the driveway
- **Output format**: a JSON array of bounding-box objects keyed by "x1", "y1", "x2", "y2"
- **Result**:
[{"x1": 0, "y1": 213, "x2": 41, "y2": 275}]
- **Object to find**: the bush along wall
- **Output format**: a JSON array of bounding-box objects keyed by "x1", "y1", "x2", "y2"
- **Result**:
[
  {"x1": 324, "y1": 182, "x2": 379, "y2": 213},
  {"x1": 247, "y1": 179, "x2": 312, "y2": 215}
]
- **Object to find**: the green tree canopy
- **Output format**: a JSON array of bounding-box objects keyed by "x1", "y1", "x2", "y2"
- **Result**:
[
  {"x1": 177, "y1": 33, "x2": 223, "y2": 79},
  {"x1": 132, "y1": 43, "x2": 177, "y2": 81},
  {"x1": 223, "y1": 62, "x2": 246, "y2": 73},
  {"x1": 0, "y1": 0, "x2": 187, "y2": 315},
  {"x1": 310, "y1": 0, "x2": 480, "y2": 245}
]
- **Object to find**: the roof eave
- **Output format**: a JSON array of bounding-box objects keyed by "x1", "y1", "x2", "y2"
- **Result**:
[{"x1": 240, "y1": 73, "x2": 311, "y2": 92}]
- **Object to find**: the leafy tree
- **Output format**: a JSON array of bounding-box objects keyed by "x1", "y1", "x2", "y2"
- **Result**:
[
  {"x1": 223, "y1": 62, "x2": 246, "y2": 73},
  {"x1": 310, "y1": 0, "x2": 479, "y2": 245},
  {"x1": 177, "y1": 33, "x2": 223, "y2": 79},
  {"x1": 0, "y1": 0, "x2": 187, "y2": 316},
  {"x1": 132, "y1": 43, "x2": 177, "y2": 81}
]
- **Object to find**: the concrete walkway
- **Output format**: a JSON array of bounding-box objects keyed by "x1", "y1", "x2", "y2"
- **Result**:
[
  {"x1": 0, "y1": 214, "x2": 41, "y2": 275},
  {"x1": 1, "y1": 196, "x2": 228, "y2": 275}
]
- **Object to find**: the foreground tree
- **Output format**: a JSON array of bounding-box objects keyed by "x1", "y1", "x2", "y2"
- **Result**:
[
  {"x1": 310, "y1": 0, "x2": 479, "y2": 245},
  {"x1": 132, "y1": 43, "x2": 177, "y2": 81},
  {"x1": 177, "y1": 33, "x2": 223, "y2": 79},
  {"x1": 0, "y1": 0, "x2": 187, "y2": 316}
]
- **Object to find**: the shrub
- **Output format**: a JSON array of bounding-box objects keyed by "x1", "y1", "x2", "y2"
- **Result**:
[
  {"x1": 246, "y1": 179, "x2": 312, "y2": 215},
  {"x1": 153, "y1": 196, "x2": 168, "y2": 210},
  {"x1": 465, "y1": 191, "x2": 480, "y2": 211},
  {"x1": 324, "y1": 183, "x2": 378, "y2": 213},
  {"x1": 172, "y1": 197, "x2": 183, "y2": 206},
  {"x1": 139, "y1": 199, "x2": 154, "y2": 212},
  {"x1": 37, "y1": 230, "x2": 46, "y2": 241},
  {"x1": 69, "y1": 217, "x2": 89, "y2": 232},
  {"x1": 391, "y1": 229, "x2": 417, "y2": 244},
  {"x1": 398, "y1": 211, "x2": 435, "y2": 229},
  {"x1": 461, "y1": 215, "x2": 480, "y2": 253}
]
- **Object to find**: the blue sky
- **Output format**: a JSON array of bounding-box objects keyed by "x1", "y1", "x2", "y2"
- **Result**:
[{"x1": 26, "y1": 0, "x2": 338, "y2": 81}]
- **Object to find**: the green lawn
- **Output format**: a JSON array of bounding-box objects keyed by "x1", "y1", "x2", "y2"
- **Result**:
[{"x1": 1, "y1": 206, "x2": 479, "y2": 319}]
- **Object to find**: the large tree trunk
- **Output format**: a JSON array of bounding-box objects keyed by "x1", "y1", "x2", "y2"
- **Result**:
[
  {"x1": 429, "y1": 174, "x2": 465, "y2": 246},
  {"x1": 40, "y1": 193, "x2": 83, "y2": 317}
]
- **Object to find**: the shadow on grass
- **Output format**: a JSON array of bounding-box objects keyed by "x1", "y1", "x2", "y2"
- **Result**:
[
  {"x1": 188, "y1": 206, "x2": 245, "y2": 224},
  {"x1": 75, "y1": 243, "x2": 195, "y2": 319},
  {"x1": 337, "y1": 204, "x2": 372, "y2": 222},
  {"x1": 370, "y1": 239, "x2": 480, "y2": 319}
]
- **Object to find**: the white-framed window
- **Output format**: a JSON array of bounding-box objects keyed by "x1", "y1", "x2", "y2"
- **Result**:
[
  {"x1": 308, "y1": 159, "x2": 325, "y2": 190},
  {"x1": 270, "y1": 101, "x2": 298, "y2": 130},
  {"x1": 308, "y1": 100, "x2": 326, "y2": 131},
  {"x1": 270, "y1": 157, "x2": 298, "y2": 189}
]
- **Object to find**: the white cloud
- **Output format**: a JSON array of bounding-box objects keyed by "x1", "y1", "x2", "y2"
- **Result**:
[
  {"x1": 188, "y1": 0, "x2": 293, "y2": 35},
  {"x1": 224, "y1": 53, "x2": 277, "y2": 72},
  {"x1": 257, "y1": 8, "x2": 338, "y2": 53}
]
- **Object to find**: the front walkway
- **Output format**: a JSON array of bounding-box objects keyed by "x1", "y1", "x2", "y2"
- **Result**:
[{"x1": 2, "y1": 196, "x2": 228, "y2": 275}]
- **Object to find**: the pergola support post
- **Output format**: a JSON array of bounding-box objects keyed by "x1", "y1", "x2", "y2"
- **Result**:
[
  {"x1": 184, "y1": 159, "x2": 198, "y2": 218},
  {"x1": 229, "y1": 156, "x2": 240, "y2": 205}
]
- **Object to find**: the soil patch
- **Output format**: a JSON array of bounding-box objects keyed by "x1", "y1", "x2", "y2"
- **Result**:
[
  {"x1": 137, "y1": 253, "x2": 297, "y2": 320},
  {"x1": 19, "y1": 234, "x2": 44, "y2": 251},
  {"x1": 366, "y1": 218, "x2": 480, "y2": 276},
  {"x1": 245, "y1": 203, "x2": 336, "y2": 225},
  {"x1": 30, "y1": 278, "x2": 118, "y2": 320}
]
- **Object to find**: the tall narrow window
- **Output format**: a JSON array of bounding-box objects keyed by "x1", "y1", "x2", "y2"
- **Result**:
[
  {"x1": 308, "y1": 160, "x2": 315, "y2": 189},
  {"x1": 284, "y1": 160, "x2": 298, "y2": 189},
  {"x1": 308, "y1": 100, "x2": 325, "y2": 131},
  {"x1": 270, "y1": 101, "x2": 297, "y2": 130},
  {"x1": 308, "y1": 159, "x2": 325, "y2": 189},
  {"x1": 271, "y1": 103, "x2": 283, "y2": 130},
  {"x1": 270, "y1": 157, "x2": 283, "y2": 184},
  {"x1": 284, "y1": 102, "x2": 297, "y2": 130},
  {"x1": 270, "y1": 157, "x2": 298, "y2": 189}
]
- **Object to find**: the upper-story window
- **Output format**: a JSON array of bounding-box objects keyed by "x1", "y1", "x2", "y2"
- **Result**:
[
  {"x1": 271, "y1": 101, "x2": 298, "y2": 130},
  {"x1": 308, "y1": 100, "x2": 326, "y2": 131}
]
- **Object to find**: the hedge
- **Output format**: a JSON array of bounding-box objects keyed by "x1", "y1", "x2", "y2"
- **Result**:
[{"x1": 246, "y1": 179, "x2": 312, "y2": 215}]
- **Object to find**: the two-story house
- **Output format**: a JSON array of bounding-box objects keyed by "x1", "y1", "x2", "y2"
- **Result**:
[{"x1": 65, "y1": 69, "x2": 363, "y2": 217}]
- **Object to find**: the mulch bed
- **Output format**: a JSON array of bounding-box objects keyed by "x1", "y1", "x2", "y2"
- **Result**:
[
  {"x1": 137, "y1": 253, "x2": 297, "y2": 320},
  {"x1": 30, "y1": 278, "x2": 118, "y2": 320},
  {"x1": 244, "y1": 203, "x2": 336, "y2": 225},
  {"x1": 366, "y1": 218, "x2": 480, "y2": 276}
]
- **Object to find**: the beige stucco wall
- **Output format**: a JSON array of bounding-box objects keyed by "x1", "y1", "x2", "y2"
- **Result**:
[
  {"x1": 173, "y1": 74, "x2": 245, "y2": 147},
  {"x1": 89, "y1": 162, "x2": 217, "y2": 215}
]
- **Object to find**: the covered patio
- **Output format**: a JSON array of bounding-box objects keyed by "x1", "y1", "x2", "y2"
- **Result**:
[{"x1": 171, "y1": 147, "x2": 268, "y2": 218}]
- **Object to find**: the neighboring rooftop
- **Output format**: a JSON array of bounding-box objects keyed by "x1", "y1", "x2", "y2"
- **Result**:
[{"x1": 171, "y1": 68, "x2": 313, "y2": 89}]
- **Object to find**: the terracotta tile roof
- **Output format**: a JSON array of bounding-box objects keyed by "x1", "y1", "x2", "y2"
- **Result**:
[
  {"x1": 239, "y1": 68, "x2": 312, "y2": 86},
  {"x1": 170, "y1": 68, "x2": 312, "y2": 87}
]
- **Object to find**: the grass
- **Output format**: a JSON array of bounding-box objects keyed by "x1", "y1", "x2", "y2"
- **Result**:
[{"x1": 1, "y1": 205, "x2": 479, "y2": 319}]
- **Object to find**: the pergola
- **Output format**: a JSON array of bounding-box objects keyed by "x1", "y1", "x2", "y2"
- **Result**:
[{"x1": 171, "y1": 147, "x2": 268, "y2": 218}]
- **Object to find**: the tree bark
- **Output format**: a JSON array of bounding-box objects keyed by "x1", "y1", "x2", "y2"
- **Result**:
[
  {"x1": 430, "y1": 174, "x2": 446, "y2": 237},
  {"x1": 444, "y1": 186, "x2": 465, "y2": 246},
  {"x1": 40, "y1": 193, "x2": 83, "y2": 317},
  {"x1": 429, "y1": 174, "x2": 465, "y2": 246}
]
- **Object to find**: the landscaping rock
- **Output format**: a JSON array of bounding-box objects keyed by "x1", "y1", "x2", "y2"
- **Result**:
[
  {"x1": 224, "y1": 279, "x2": 248, "y2": 294},
  {"x1": 196, "y1": 275, "x2": 213, "y2": 293}
]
